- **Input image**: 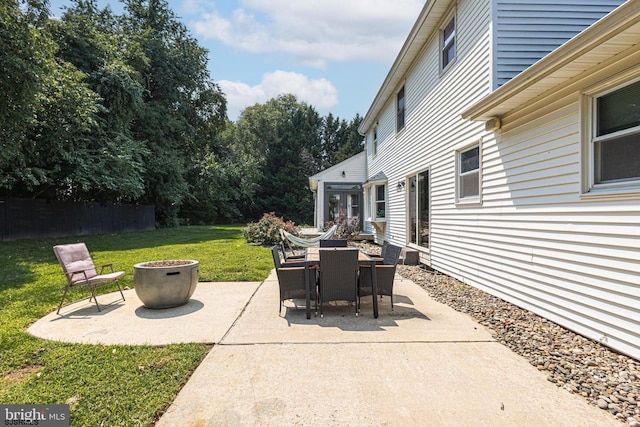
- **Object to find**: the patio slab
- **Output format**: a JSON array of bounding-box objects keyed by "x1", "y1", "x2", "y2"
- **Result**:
[
  {"x1": 223, "y1": 272, "x2": 492, "y2": 344},
  {"x1": 156, "y1": 342, "x2": 616, "y2": 427},
  {"x1": 156, "y1": 270, "x2": 618, "y2": 426},
  {"x1": 27, "y1": 281, "x2": 261, "y2": 346},
  {"x1": 26, "y1": 270, "x2": 620, "y2": 425}
]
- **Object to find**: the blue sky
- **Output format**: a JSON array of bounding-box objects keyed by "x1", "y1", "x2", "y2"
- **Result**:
[{"x1": 49, "y1": 0, "x2": 426, "y2": 121}]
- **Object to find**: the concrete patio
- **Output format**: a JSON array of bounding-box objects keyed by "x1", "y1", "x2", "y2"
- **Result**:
[{"x1": 28, "y1": 271, "x2": 618, "y2": 426}]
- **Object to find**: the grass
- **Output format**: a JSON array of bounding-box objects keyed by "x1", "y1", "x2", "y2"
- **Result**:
[{"x1": 0, "y1": 225, "x2": 273, "y2": 426}]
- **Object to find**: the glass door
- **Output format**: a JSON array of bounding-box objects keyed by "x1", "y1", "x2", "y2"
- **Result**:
[
  {"x1": 408, "y1": 170, "x2": 429, "y2": 248},
  {"x1": 324, "y1": 184, "x2": 363, "y2": 229}
]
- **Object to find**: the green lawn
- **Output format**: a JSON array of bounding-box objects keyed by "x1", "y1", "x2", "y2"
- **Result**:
[{"x1": 0, "y1": 225, "x2": 273, "y2": 426}]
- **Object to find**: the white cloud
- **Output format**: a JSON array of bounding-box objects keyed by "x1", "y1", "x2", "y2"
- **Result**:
[
  {"x1": 218, "y1": 70, "x2": 338, "y2": 120},
  {"x1": 191, "y1": 0, "x2": 425, "y2": 68}
]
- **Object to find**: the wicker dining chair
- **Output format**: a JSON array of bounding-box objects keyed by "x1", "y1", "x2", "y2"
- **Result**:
[
  {"x1": 359, "y1": 243, "x2": 402, "y2": 310},
  {"x1": 366, "y1": 240, "x2": 389, "y2": 264},
  {"x1": 318, "y1": 248, "x2": 359, "y2": 317},
  {"x1": 271, "y1": 246, "x2": 317, "y2": 314},
  {"x1": 319, "y1": 239, "x2": 348, "y2": 248}
]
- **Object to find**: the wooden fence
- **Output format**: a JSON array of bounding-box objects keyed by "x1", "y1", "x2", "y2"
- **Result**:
[{"x1": 0, "y1": 198, "x2": 155, "y2": 241}]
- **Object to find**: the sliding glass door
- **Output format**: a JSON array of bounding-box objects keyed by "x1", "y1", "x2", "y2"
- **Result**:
[{"x1": 408, "y1": 170, "x2": 429, "y2": 248}]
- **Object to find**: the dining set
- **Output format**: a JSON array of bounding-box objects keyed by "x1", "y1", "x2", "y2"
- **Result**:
[{"x1": 271, "y1": 240, "x2": 402, "y2": 320}]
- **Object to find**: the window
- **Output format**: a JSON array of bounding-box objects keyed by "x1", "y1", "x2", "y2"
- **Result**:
[
  {"x1": 372, "y1": 125, "x2": 378, "y2": 156},
  {"x1": 375, "y1": 185, "x2": 386, "y2": 218},
  {"x1": 590, "y1": 79, "x2": 640, "y2": 188},
  {"x1": 457, "y1": 144, "x2": 480, "y2": 201},
  {"x1": 396, "y1": 86, "x2": 405, "y2": 132},
  {"x1": 441, "y1": 15, "x2": 456, "y2": 70}
]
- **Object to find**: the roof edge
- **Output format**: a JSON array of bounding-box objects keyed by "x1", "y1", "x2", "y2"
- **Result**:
[
  {"x1": 461, "y1": 0, "x2": 640, "y2": 122},
  {"x1": 359, "y1": 0, "x2": 447, "y2": 134}
]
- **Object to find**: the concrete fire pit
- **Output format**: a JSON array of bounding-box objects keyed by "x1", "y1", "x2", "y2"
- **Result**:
[{"x1": 133, "y1": 260, "x2": 199, "y2": 309}]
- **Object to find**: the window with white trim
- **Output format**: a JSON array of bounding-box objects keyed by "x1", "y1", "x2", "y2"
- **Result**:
[
  {"x1": 372, "y1": 125, "x2": 378, "y2": 156},
  {"x1": 396, "y1": 86, "x2": 405, "y2": 132},
  {"x1": 441, "y1": 15, "x2": 456, "y2": 70},
  {"x1": 375, "y1": 184, "x2": 386, "y2": 219},
  {"x1": 456, "y1": 144, "x2": 480, "y2": 202},
  {"x1": 589, "y1": 79, "x2": 640, "y2": 189}
]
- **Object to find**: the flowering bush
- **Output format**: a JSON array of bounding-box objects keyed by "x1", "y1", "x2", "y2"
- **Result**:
[
  {"x1": 243, "y1": 212, "x2": 299, "y2": 246},
  {"x1": 324, "y1": 209, "x2": 360, "y2": 239}
]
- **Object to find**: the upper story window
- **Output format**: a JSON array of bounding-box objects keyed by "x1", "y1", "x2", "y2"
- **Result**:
[
  {"x1": 372, "y1": 125, "x2": 378, "y2": 156},
  {"x1": 456, "y1": 143, "x2": 481, "y2": 202},
  {"x1": 396, "y1": 86, "x2": 405, "y2": 132},
  {"x1": 441, "y1": 15, "x2": 456, "y2": 70}
]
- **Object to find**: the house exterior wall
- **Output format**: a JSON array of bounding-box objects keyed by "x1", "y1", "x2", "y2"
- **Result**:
[
  {"x1": 466, "y1": 47, "x2": 640, "y2": 359},
  {"x1": 364, "y1": 0, "x2": 492, "y2": 247},
  {"x1": 494, "y1": 0, "x2": 625, "y2": 86},
  {"x1": 359, "y1": 0, "x2": 638, "y2": 359}
]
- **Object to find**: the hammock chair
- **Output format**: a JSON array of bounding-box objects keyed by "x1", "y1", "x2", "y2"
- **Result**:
[{"x1": 280, "y1": 225, "x2": 337, "y2": 249}]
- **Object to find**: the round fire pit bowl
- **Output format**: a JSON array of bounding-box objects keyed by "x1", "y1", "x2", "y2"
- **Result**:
[{"x1": 133, "y1": 260, "x2": 199, "y2": 309}]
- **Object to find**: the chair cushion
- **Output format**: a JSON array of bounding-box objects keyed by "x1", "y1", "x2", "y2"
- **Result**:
[
  {"x1": 53, "y1": 243, "x2": 98, "y2": 282},
  {"x1": 86, "y1": 271, "x2": 125, "y2": 284}
]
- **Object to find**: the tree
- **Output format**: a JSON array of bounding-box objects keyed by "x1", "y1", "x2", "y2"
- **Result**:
[
  {"x1": 0, "y1": 0, "x2": 51, "y2": 190},
  {"x1": 121, "y1": 0, "x2": 226, "y2": 226},
  {"x1": 334, "y1": 114, "x2": 364, "y2": 163},
  {"x1": 234, "y1": 95, "x2": 322, "y2": 224}
]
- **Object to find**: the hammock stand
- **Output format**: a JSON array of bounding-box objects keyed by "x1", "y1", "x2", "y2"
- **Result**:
[{"x1": 280, "y1": 225, "x2": 338, "y2": 251}]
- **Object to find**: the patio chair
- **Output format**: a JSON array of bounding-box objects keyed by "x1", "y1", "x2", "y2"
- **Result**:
[
  {"x1": 319, "y1": 239, "x2": 348, "y2": 248},
  {"x1": 280, "y1": 241, "x2": 305, "y2": 262},
  {"x1": 271, "y1": 246, "x2": 317, "y2": 314},
  {"x1": 366, "y1": 240, "x2": 389, "y2": 264},
  {"x1": 359, "y1": 243, "x2": 402, "y2": 310},
  {"x1": 318, "y1": 248, "x2": 359, "y2": 317},
  {"x1": 53, "y1": 243, "x2": 126, "y2": 314}
]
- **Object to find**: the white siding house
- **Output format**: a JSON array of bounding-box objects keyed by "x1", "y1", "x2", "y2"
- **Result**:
[{"x1": 354, "y1": 0, "x2": 639, "y2": 360}]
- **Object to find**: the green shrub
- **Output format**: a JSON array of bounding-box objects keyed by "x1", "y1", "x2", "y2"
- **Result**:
[{"x1": 243, "y1": 212, "x2": 299, "y2": 246}]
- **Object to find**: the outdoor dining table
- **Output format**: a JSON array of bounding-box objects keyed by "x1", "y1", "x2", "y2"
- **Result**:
[{"x1": 304, "y1": 247, "x2": 379, "y2": 319}]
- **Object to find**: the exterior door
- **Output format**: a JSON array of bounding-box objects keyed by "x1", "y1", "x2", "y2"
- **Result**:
[
  {"x1": 408, "y1": 170, "x2": 429, "y2": 248},
  {"x1": 324, "y1": 183, "x2": 363, "y2": 228}
]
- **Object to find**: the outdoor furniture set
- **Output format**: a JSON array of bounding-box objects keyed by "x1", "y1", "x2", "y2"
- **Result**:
[{"x1": 271, "y1": 240, "x2": 402, "y2": 320}]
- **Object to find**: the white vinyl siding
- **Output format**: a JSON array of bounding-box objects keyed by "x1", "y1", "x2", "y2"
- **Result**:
[
  {"x1": 359, "y1": 0, "x2": 639, "y2": 359},
  {"x1": 494, "y1": 0, "x2": 625, "y2": 86},
  {"x1": 364, "y1": 0, "x2": 491, "y2": 247},
  {"x1": 451, "y1": 90, "x2": 640, "y2": 359}
]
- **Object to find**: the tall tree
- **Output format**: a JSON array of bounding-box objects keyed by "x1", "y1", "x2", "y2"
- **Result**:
[
  {"x1": 333, "y1": 114, "x2": 364, "y2": 163},
  {"x1": 0, "y1": 0, "x2": 51, "y2": 191},
  {"x1": 235, "y1": 95, "x2": 322, "y2": 224},
  {"x1": 120, "y1": 0, "x2": 226, "y2": 225}
]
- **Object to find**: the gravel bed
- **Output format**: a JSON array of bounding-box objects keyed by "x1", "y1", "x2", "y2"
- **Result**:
[{"x1": 352, "y1": 241, "x2": 640, "y2": 426}]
